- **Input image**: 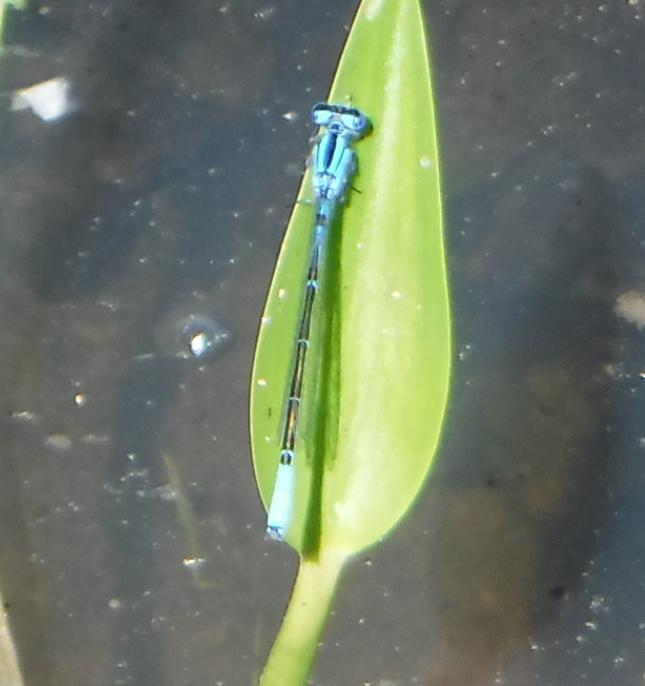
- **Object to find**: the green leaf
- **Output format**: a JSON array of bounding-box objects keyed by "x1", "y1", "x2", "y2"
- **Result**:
[{"x1": 250, "y1": 0, "x2": 450, "y2": 681}]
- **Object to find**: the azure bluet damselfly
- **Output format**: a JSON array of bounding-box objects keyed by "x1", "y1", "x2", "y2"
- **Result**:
[{"x1": 266, "y1": 102, "x2": 371, "y2": 541}]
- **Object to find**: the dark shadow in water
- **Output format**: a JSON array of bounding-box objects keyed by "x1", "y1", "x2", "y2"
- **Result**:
[
  {"x1": 103, "y1": 357, "x2": 181, "y2": 686},
  {"x1": 20, "y1": 0, "x2": 190, "y2": 301},
  {"x1": 1, "y1": 3, "x2": 196, "y2": 685},
  {"x1": 420, "y1": 149, "x2": 617, "y2": 685},
  {"x1": 18, "y1": 0, "x2": 251, "y2": 303},
  {"x1": 0, "y1": 1, "x2": 280, "y2": 682}
]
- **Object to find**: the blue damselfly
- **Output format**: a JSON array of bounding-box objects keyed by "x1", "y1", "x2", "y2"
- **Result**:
[{"x1": 266, "y1": 102, "x2": 372, "y2": 540}]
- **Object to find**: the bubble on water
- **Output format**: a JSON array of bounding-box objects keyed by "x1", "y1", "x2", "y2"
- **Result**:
[
  {"x1": 184, "y1": 317, "x2": 232, "y2": 359},
  {"x1": 156, "y1": 310, "x2": 234, "y2": 360},
  {"x1": 253, "y1": 6, "x2": 275, "y2": 20},
  {"x1": 552, "y1": 71, "x2": 578, "y2": 88},
  {"x1": 458, "y1": 343, "x2": 473, "y2": 361},
  {"x1": 152, "y1": 484, "x2": 177, "y2": 501},
  {"x1": 589, "y1": 594, "x2": 611, "y2": 614},
  {"x1": 108, "y1": 598, "x2": 123, "y2": 610},
  {"x1": 613, "y1": 653, "x2": 626, "y2": 667},
  {"x1": 189, "y1": 331, "x2": 210, "y2": 357}
]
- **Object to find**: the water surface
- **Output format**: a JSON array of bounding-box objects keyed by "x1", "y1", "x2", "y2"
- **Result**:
[{"x1": 0, "y1": 1, "x2": 643, "y2": 685}]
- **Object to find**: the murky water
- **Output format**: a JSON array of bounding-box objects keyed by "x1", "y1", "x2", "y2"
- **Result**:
[{"x1": 0, "y1": 1, "x2": 643, "y2": 685}]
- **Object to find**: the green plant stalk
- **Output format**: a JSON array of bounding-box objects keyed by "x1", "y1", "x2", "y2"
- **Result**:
[
  {"x1": 259, "y1": 549, "x2": 345, "y2": 685},
  {"x1": 0, "y1": 590, "x2": 24, "y2": 686},
  {"x1": 0, "y1": 3, "x2": 28, "y2": 682},
  {"x1": 0, "y1": 0, "x2": 26, "y2": 42},
  {"x1": 0, "y1": 4, "x2": 7, "y2": 40}
]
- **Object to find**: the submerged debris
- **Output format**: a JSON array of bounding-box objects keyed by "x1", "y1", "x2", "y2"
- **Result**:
[
  {"x1": 11, "y1": 76, "x2": 75, "y2": 122},
  {"x1": 615, "y1": 290, "x2": 645, "y2": 330}
]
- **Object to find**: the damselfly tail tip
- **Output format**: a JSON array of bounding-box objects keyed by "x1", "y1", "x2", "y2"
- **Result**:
[{"x1": 265, "y1": 525, "x2": 285, "y2": 542}]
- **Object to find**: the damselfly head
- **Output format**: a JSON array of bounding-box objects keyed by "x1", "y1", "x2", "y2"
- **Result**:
[{"x1": 311, "y1": 102, "x2": 371, "y2": 138}]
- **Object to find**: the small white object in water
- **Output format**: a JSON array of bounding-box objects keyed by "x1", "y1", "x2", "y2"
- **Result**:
[
  {"x1": 181, "y1": 316, "x2": 232, "y2": 359},
  {"x1": 11, "y1": 76, "x2": 74, "y2": 122},
  {"x1": 45, "y1": 433, "x2": 72, "y2": 450},
  {"x1": 189, "y1": 331, "x2": 210, "y2": 357},
  {"x1": 108, "y1": 598, "x2": 123, "y2": 610},
  {"x1": 615, "y1": 290, "x2": 645, "y2": 330}
]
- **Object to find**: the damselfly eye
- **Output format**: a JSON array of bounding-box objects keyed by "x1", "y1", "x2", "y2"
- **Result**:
[
  {"x1": 311, "y1": 103, "x2": 334, "y2": 126},
  {"x1": 340, "y1": 112, "x2": 369, "y2": 133}
]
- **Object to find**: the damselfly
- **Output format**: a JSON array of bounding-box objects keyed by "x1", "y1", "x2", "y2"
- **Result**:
[{"x1": 266, "y1": 102, "x2": 371, "y2": 541}]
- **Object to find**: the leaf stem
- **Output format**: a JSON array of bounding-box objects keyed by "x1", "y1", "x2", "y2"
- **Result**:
[{"x1": 259, "y1": 549, "x2": 346, "y2": 686}]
